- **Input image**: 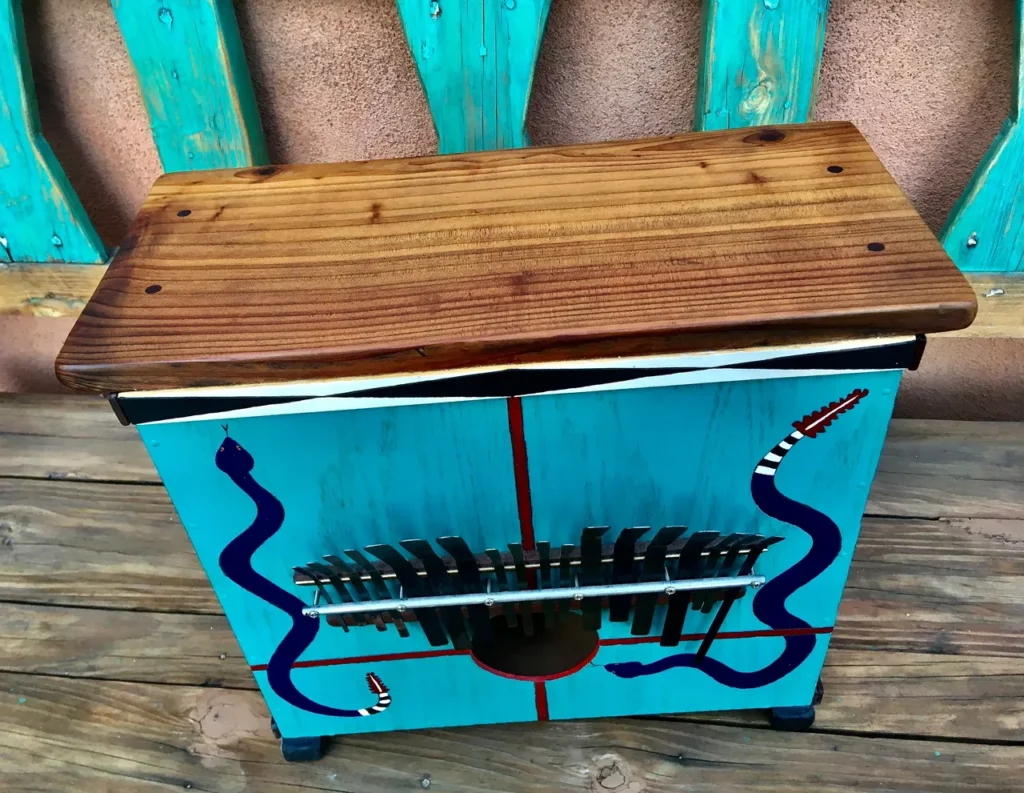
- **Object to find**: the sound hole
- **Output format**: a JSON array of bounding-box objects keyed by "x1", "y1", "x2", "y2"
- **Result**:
[{"x1": 471, "y1": 611, "x2": 598, "y2": 681}]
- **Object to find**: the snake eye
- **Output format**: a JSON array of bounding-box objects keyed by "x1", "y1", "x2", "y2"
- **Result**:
[
  {"x1": 218, "y1": 447, "x2": 224, "y2": 452},
  {"x1": 236, "y1": 445, "x2": 241, "y2": 451}
]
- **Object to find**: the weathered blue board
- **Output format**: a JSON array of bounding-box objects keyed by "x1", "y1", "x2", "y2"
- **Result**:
[{"x1": 131, "y1": 339, "x2": 903, "y2": 739}]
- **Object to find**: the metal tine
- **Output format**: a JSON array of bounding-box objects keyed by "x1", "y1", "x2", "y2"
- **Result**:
[
  {"x1": 341, "y1": 549, "x2": 409, "y2": 638},
  {"x1": 692, "y1": 532, "x2": 749, "y2": 614},
  {"x1": 580, "y1": 526, "x2": 611, "y2": 631},
  {"x1": 700, "y1": 534, "x2": 756, "y2": 614},
  {"x1": 508, "y1": 542, "x2": 533, "y2": 636},
  {"x1": 538, "y1": 541, "x2": 555, "y2": 629},
  {"x1": 305, "y1": 561, "x2": 373, "y2": 629},
  {"x1": 485, "y1": 548, "x2": 518, "y2": 628},
  {"x1": 436, "y1": 536, "x2": 494, "y2": 647},
  {"x1": 659, "y1": 531, "x2": 718, "y2": 646},
  {"x1": 696, "y1": 536, "x2": 779, "y2": 662},
  {"x1": 630, "y1": 525, "x2": 686, "y2": 636},
  {"x1": 400, "y1": 539, "x2": 470, "y2": 648},
  {"x1": 364, "y1": 544, "x2": 448, "y2": 647},
  {"x1": 558, "y1": 543, "x2": 575, "y2": 619},
  {"x1": 323, "y1": 555, "x2": 372, "y2": 601},
  {"x1": 690, "y1": 534, "x2": 736, "y2": 611},
  {"x1": 294, "y1": 565, "x2": 348, "y2": 633},
  {"x1": 609, "y1": 527, "x2": 649, "y2": 622}
]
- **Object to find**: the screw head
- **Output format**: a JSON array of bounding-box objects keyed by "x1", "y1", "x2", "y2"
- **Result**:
[
  {"x1": 966, "y1": 231, "x2": 979, "y2": 248},
  {"x1": 665, "y1": 587, "x2": 676, "y2": 596},
  {"x1": 484, "y1": 598, "x2": 494, "y2": 607},
  {"x1": 573, "y1": 593, "x2": 585, "y2": 601},
  {"x1": 307, "y1": 611, "x2": 320, "y2": 619}
]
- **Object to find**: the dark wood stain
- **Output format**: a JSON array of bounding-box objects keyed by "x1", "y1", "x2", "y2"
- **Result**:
[{"x1": 55, "y1": 122, "x2": 976, "y2": 393}]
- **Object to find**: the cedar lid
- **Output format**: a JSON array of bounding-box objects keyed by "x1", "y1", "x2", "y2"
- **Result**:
[{"x1": 56, "y1": 122, "x2": 976, "y2": 394}]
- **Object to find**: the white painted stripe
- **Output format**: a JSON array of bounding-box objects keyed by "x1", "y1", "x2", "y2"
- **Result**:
[
  {"x1": 778, "y1": 440, "x2": 792, "y2": 450},
  {"x1": 357, "y1": 708, "x2": 370, "y2": 716},
  {"x1": 791, "y1": 431, "x2": 804, "y2": 440},
  {"x1": 143, "y1": 366, "x2": 894, "y2": 424},
  {"x1": 754, "y1": 465, "x2": 777, "y2": 476},
  {"x1": 764, "y1": 452, "x2": 783, "y2": 462}
]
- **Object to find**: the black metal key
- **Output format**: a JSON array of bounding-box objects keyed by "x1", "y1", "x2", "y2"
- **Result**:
[
  {"x1": 305, "y1": 561, "x2": 377, "y2": 629},
  {"x1": 401, "y1": 539, "x2": 470, "y2": 648},
  {"x1": 437, "y1": 536, "x2": 494, "y2": 647},
  {"x1": 557, "y1": 543, "x2": 575, "y2": 619},
  {"x1": 485, "y1": 548, "x2": 518, "y2": 628},
  {"x1": 696, "y1": 536, "x2": 782, "y2": 662},
  {"x1": 538, "y1": 541, "x2": 555, "y2": 628},
  {"x1": 609, "y1": 527, "x2": 649, "y2": 622},
  {"x1": 659, "y1": 531, "x2": 718, "y2": 646},
  {"x1": 580, "y1": 526, "x2": 610, "y2": 630},
  {"x1": 294, "y1": 565, "x2": 348, "y2": 632},
  {"x1": 508, "y1": 542, "x2": 533, "y2": 636},
  {"x1": 630, "y1": 525, "x2": 686, "y2": 636},
  {"x1": 365, "y1": 543, "x2": 448, "y2": 646},
  {"x1": 700, "y1": 534, "x2": 755, "y2": 614},
  {"x1": 341, "y1": 549, "x2": 409, "y2": 638}
]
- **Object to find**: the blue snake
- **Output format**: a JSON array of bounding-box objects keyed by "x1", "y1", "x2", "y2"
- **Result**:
[
  {"x1": 604, "y1": 389, "x2": 868, "y2": 687},
  {"x1": 215, "y1": 434, "x2": 390, "y2": 717}
]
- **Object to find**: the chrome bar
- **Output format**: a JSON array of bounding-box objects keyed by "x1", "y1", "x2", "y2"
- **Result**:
[{"x1": 302, "y1": 574, "x2": 765, "y2": 619}]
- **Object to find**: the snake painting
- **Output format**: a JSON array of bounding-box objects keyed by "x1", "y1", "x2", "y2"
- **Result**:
[
  {"x1": 215, "y1": 433, "x2": 391, "y2": 717},
  {"x1": 604, "y1": 388, "x2": 868, "y2": 687}
]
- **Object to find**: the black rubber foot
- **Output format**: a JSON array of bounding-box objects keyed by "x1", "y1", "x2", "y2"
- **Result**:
[
  {"x1": 812, "y1": 678, "x2": 825, "y2": 706},
  {"x1": 269, "y1": 719, "x2": 281, "y2": 740},
  {"x1": 280, "y1": 735, "x2": 326, "y2": 762},
  {"x1": 769, "y1": 705, "x2": 816, "y2": 731}
]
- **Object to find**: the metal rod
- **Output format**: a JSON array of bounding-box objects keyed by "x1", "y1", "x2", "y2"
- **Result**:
[{"x1": 302, "y1": 574, "x2": 765, "y2": 619}]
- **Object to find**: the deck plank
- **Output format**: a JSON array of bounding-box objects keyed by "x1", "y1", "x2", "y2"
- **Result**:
[
  {"x1": 0, "y1": 479, "x2": 213, "y2": 612},
  {"x1": 0, "y1": 395, "x2": 155, "y2": 483},
  {"x1": 4, "y1": 396, "x2": 1024, "y2": 521},
  {"x1": 1, "y1": 674, "x2": 1020, "y2": 793}
]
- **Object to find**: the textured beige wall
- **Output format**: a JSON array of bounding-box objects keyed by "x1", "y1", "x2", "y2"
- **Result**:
[{"x1": 3, "y1": 0, "x2": 1021, "y2": 419}]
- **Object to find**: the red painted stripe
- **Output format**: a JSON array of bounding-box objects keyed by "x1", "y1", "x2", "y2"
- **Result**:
[
  {"x1": 598, "y1": 626, "x2": 832, "y2": 647},
  {"x1": 506, "y1": 396, "x2": 535, "y2": 552},
  {"x1": 249, "y1": 647, "x2": 469, "y2": 672},
  {"x1": 534, "y1": 681, "x2": 550, "y2": 721},
  {"x1": 250, "y1": 627, "x2": 833, "y2": 672}
]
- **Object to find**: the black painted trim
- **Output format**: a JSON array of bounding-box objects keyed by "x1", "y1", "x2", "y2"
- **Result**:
[{"x1": 119, "y1": 338, "x2": 922, "y2": 424}]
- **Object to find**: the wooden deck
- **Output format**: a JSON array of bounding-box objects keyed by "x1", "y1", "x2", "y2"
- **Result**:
[{"x1": 1, "y1": 394, "x2": 1022, "y2": 792}]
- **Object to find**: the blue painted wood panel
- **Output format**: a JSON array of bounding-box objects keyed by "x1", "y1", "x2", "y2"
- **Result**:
[
  {"x1": 940, "y1": 0, "x2": 1024, "y2": 272},
  {"x1": 138, "y1": 370, "x2": 898, "y2": 737},
  {"x1": 0, "y1": 0, "x2": 105, "y2": 263},
  {"x1": 695, "y1": 0, "x2": 831, "y2": 131},
  {"x1": 112, "y1": 0, "x2": 268, "y2": 172},
  {"x1": 396, "y1": 0, "x2": 552, "y2": 153}
]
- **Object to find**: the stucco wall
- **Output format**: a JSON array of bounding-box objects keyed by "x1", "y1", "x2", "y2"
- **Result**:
[{"x1": 2, "y1": 0, "x2": 1021, "y2": 419}]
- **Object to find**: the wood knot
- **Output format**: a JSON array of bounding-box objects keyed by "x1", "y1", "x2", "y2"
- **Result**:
[
  {"x1": 743, "y1": 129, "x2": 785, "y2": 144},
  {"x1": 591, "y1": 754, "x2": 645, "y2": 792}
]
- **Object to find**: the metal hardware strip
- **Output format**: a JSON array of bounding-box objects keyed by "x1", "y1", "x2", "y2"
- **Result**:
[
  {"x1": 302, "y1": 574, "x2": 765, "y2": 619},
  {"x1": 293, "y1": 538, "x2": 757, "y2": 587}
]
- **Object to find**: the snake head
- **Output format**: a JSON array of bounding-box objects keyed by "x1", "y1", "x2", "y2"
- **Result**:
[
  {"x1": 604, "y1": 661, "x2": 645, "y2": 679},
  {"x1": 215, "y1": 435, "x2": 255, "y2": 474}
]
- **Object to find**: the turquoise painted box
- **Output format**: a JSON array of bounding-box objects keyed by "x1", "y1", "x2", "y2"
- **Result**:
[{"x1": 56, "y1": 125, "x2": 976, "y2": 759}]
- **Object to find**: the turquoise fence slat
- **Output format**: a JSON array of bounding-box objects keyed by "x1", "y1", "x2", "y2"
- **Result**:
[
  {"x1": 0, "y1": 0, "x2": 106, "y2": 264},
  {"x1": 396, "y1": 0, "x2": 552, "y2": 154},
  {"x1": 695, "y1": 0, "x2": 830, "y2": 132},
  {"x1": 940, "y1": 0, "x2": 1024, "y2": 273},
  {"x1": 112, "y1": 0, "x2": 268, "y2": 172}
]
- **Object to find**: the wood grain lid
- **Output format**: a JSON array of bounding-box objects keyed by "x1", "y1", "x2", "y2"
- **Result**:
[{"x1": 56, "y1": 122, "x2": 976, "y2": 394}]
